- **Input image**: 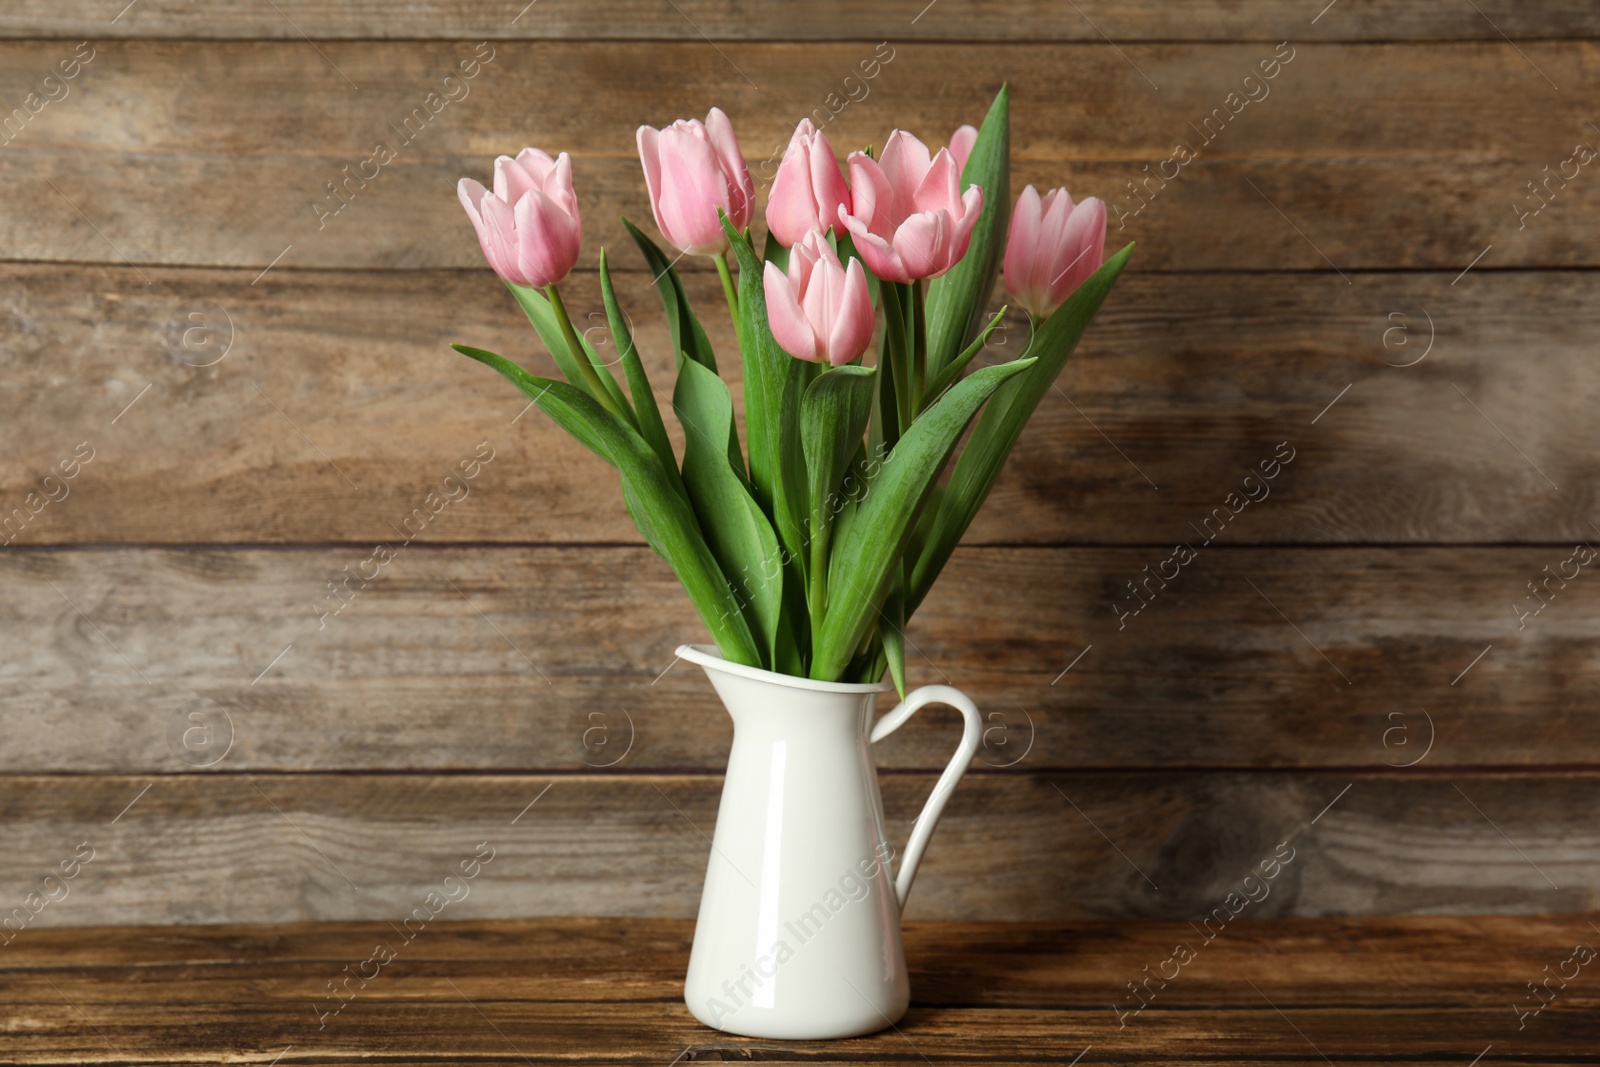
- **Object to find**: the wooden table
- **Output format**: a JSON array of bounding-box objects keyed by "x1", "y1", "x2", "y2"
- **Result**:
[{"x1": 3, "y1": 916, "x2": 1595, "y2": 1063}]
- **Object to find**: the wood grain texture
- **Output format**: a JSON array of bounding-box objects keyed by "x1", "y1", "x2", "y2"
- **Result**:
[
  {"x1": 0, "y1": 1, "x2": 1594, "y2": 942},
  {"x1": 2, "y1": 916, "x2": 1598, "y2": 1063},
  {"x1": 2, "y1": 0, "x2": 1597, "y2": 40},
  {"x1": 2, "y1": 913, "x2": 1589, "y2": 1005},
  {"x1": 4, "y1": 545, "x2": 1597, "y2": 773},
  {"x1": 0, "y1": 42, "x2": 1593, "y2": 270},
  {"x1": 3, "y1": 265, "x2": 1595, "y2": 547},
  {"x1": 1, "y1": 772, "x2": 1598, "y2": 928}
]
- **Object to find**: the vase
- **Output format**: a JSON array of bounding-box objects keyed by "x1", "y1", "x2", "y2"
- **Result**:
[{"x1": 675, "y1": 643, "x2": 982, "y2": 1040}]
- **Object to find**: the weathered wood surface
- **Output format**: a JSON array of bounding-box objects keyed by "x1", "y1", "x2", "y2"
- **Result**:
[
  {"x1": 3, "y1": 266, "x2": 1594, "y2": 546},
  {"x1": 2, "y1": 914, "x2": 1589, "y2": 1005},
  {"x1": 0, "y1": 42, "x2": 1592, "y2": 271},
  {"x1": 2, "y1": 0, "x2": 1596, "y2": 40},
  {"x1": 4, "y1": 545, "x2": 1597, "y2": 772},
  {"x1": 0, "y1": 0, "x2": 1593, "y2": 942},
  {"x1": 2, "y1": 917, "x2": 1598, "y2": 1063},
  {"x1": 2, "y1": 772, "x2": 1597, "y2": 926}
]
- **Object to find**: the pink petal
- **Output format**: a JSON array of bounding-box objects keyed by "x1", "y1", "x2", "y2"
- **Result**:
[
  {"x1": 657, "y1": 127, "x2": 730, "y2": 254},
  {"x1": 516, "y1": 147, "x2": 557, "y2": 183},
  {"x1": 841, "y1": 213, "x2": 907, "y2": 283},
  {"x1": 827, "y1": 259, "x2": 875, "y2": 365},
  {"x1": 891, "y1": 211, "x2": 947, "y2": 281},
  {"x1": 800, "y1": 254, "x2": 840, "y2": 341},
  {"x1": 878, "y1": 130, "x2": 931, "y2": 219},
  {"x1": 1039, "y1": 187, "x2": 1075, "y2": 231},
  {"x1": 703, "y1": 109, "x2": 739, "y2": 174},
  {"x1": 946, "y1": 184, "x2": 984, "y2": 263},
  {"x1": 787, "y1": 230, "x2": 828, "y2": 291},
  {"x1": 637, "y1": 125, "x2": 666, "y2": 233},
  {"x1": 766, "y1": 142, "x2": 819, "y2": 248},
  {"x1": 1004, "y1": 185, "x2": 1043, "y2": 287},
  {"x1": 1036, "y1": 189, "x2": 1075, "y2": 286},
  {"x1": 459, "y1": 178, "x2": 514, "y2": 283},
  {"x1": 808, "y1": 131, "x2": 851, "y2": 230},
  {"x1": 1004, "y1": 184, "x2": 1044, "y2": 308},
  {"x1": 493, "y1": 154, "x2": 536, "y2": 204},
  {"x1": 479, "y1": 191, "x2": 527, "y2": 285},
  {"x1": 457, "y1": 177, "x2": 488, "y2": 230},
  {"x1": 949, "y1": 124, "x2": 978, "y2": 171},
  {"x1": 1048, "y1": 197, "x2": 1106, "y2": 306},
  {"x1": 545, "y1": 152, "x2": 580, "y2": 225},
  {"x1": 764, "y1": 260, "x2": 819, "y2": 361},
  {"x1": 704, "y1": 107, "x2": 754, "y2": 230},
  {"x1": 957, "y1": 183, "x2": 984, "y2": 226},
  {"x1": 912, "y1": 148, "x2": 962, "y2": 216},
  {"x1": 843, "y1": 153, "x2": 895, "y2": 240},
  {"x1": 512, "y1": 192, "x2": 561, "y2": 287}
]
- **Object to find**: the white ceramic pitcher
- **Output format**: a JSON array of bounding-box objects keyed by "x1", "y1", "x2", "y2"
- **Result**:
[{"x1": 676, "y1": 643, "x2": 982, "y2": 1040}]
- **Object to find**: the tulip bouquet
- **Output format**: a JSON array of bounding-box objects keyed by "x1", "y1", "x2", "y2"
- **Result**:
[{"x1": 452, "y1": 88, "x2": 1129, "y2": 693}]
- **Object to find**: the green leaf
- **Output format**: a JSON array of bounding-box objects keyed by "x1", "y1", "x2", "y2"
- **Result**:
[
  {"x1": 772, "y1": 611, "x2": 805, "y2": 677},
  {"x1": 623, "y1": 217, "x2": 718, "y2": 374},
  {"x1": 599, "y1": 248, "x2": 681, "y2": 491},
  {"x1": 560, "y1": 288, "x2": 635, "y2": 424},
  {"x1": 800, "y1": 364, "x2": 877, "y2": 629},
  {"x1": 905, "y1": 480, "x2": 945, "y2": 566},
  {"x1": 908, "y1": 243, "x2": 1133, "y2": 614},
  {"x1": 924, "y1": 85, "x2": 1010, "y2": 383},
  {"x1": 453, "y1": 343, "x2": 762, "y2": 667},
  {"x1": 921, "y1": 307, "x2": 1007, "y2": 412},
  {"x1": 453, "y1": 344, "x2": 612, "y2": 466},
  {"x1": 762, "y1": 228, "x2": 790, "y2": 275},
  {"x1": 812, "y1": 356, "x2": 1037, "y2": 681},
  {"x1": 720, "y1": 215, "x2": 816, "y2": 580},
  {"x1": 674, "y1": 354, "x2": 785, "y2": 668},
  {"x1": 844, "y1": 631, "x2": 886, "y2": 686},
  {"x1": 615, "y1": 230, "x2": 745, "y2": 485},
  {"x1": 515, "y1": 282, "x2": 633, "y2": 420},
  {"x1": 881, "y1": 582, "x2": 907, "y2": 700},
  {"x1": 504, "y1": 283, "x2": 593, "y2": 397},
  {"x1": 829, "y1": 440, "x2": 872, "y2": 565}
]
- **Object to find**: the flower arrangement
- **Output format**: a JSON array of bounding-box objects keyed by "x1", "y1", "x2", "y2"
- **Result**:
[{"x1": 452, "y1": 88, "x2": 1130, "y2": 693}]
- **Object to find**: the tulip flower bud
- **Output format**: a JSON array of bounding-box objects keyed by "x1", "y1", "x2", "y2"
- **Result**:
[
  {"x1": 1002, "y1": 184, "x2": 1107, "y2": 320},
  {"x1": 763, "y1": 230, "x2": 875, "y2": 366},
  {"x1": 839, "y1": 129, "x2": 983, "y2": 283},
  {"x1": 456, "y1": 147, "x2": 582, "y2": 289},
  {"x1": 765, "y1": 118, "x2": 852, "y2": 248},
  {"x1": 636, "y1": 107, "x2": 755, "y2": 255}
]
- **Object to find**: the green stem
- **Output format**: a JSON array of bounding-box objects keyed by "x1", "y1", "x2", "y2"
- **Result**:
[
  {"x1": 807, "y1": 434, "x2": 857, "y2": 651},
  {"x1": 874, "y1": 328, "x2": 899, "y2": 456},
  {"x1": 547, "y1": 284, "x2": 633, "y2": 427},
  {"x1": 715, "y1": 252, "x2": 741, "y2": 319},
  {"x1": 911, "y1": 279, "x2": 927, "y2": 410},
  {"x1": 808, "y1": 522, "x2": 829, "y2": 658},
  {"x1": 880, "y1": 283, "x2": 913, "y2": 434}
]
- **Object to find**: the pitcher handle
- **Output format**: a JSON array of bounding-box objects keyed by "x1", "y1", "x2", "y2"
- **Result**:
[{"x1": 870, "y1": 684, "x2": 982, "y2": 909}]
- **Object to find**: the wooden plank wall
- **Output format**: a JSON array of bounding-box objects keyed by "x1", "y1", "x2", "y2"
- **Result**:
[{"x1": 2, "y1": 2, "x2": 1597, "y2": 924}]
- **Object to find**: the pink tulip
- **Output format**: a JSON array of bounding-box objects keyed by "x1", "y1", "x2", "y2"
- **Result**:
[
  {"x1": 765, "y1": 118, "x2": 852, "y2": 248},
  {"x1": 763, "y1": 230, "x2": 875, "y2": 366},
  {"x1": 456, "y1": 148, "x2": 582, "y2": 289},
  {"x1": 1002, "y1": 185, "x2": 1107, "y2": 320},
  {"x1": 637, "y1": 107, "x2": 755, "y2": 255},
  {"x1": 949, "y1": 124, "x2": 978, "y2": 171},
  {"x1": 838, "y1": 130, "x2": 983, "y2": 283}
]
